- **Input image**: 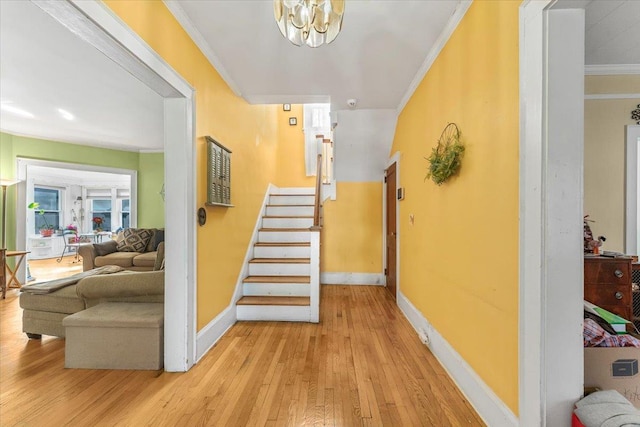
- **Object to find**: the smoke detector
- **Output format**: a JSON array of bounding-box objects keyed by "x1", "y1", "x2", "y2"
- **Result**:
[{"x1": 347, "y1": 99, "x2": 357, "y2": 108}]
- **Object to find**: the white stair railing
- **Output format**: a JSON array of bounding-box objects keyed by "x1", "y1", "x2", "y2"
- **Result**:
[{"x1": 309, "y1": 154, "x2": 323, "y2": 323}]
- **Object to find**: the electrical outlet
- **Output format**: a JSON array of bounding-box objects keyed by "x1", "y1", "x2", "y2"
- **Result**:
[{"x1": 418, "y1": 328, "x2": 430, "y2": 346}]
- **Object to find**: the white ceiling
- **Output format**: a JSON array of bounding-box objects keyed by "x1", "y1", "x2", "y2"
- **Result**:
[
  {"x1": 0, "y1": 0, "x2": 638, "y2": 151},
  {"x1": 0, "y1": 0, "x2": 164, "y2": 152},
  {"x1": 167, "y1": 0, "x2": 461, "y2": 111}
]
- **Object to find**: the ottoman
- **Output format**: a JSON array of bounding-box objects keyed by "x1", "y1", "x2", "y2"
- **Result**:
[{"x1": 63, "y1": 302, "x2": 164, "y2": 370}]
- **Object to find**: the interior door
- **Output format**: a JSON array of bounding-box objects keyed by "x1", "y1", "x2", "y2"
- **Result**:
[{"x1": 386, "y1": 163, "x2": 397, "y2": 299}]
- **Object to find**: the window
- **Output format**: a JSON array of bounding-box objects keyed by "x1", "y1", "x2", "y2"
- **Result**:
[
  {"x1": 121, "y1": 199, "x2": 130, "y2": 229},
  {"x1": 91, "y1": 199, "x2": 112, "y2": 231},
  {"x1": 33, "y1": 187, "x2": 61, "y2": 233}
]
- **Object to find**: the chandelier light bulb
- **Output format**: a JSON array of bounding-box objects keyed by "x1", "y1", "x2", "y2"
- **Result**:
[{"x1": 274, "y1": 0, "x2": 345, "y2": 48}]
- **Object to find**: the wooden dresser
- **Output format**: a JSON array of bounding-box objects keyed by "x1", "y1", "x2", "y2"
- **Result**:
[{"x1": 584, "y1": 256, "x2": 633, "y2": 321}]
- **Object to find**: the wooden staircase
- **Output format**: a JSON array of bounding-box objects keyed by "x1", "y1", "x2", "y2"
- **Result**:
[{"x1": 236, "y1": 189, "x2": 321, "y2": 322}]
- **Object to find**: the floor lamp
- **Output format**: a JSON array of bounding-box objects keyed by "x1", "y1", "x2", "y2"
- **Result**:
[{"x1": 1, "y1": 179, "x2": 20, "y2": 249}]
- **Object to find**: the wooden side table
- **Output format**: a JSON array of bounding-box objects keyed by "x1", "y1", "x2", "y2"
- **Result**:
[{"x1": 3, "y1": 250, "x2": 29, "y2": 298}]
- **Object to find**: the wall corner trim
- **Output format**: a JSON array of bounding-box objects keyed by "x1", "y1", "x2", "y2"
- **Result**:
[
  {"x1": 195, "y1": 305, "x2": 236, "y2": 362},
  {"x1": 321, "y1": 272, "x2": 385, "y2": 285},
  {"x1": 397, "y1": 291, "x2": 518, "y2": 427},
  {"x1": 396, "y1": 0, "x2": 473, "y2": 114}
]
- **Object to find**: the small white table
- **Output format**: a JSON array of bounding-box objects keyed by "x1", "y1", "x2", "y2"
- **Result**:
[
  {"x1": 79, "y1": 232, "x2": 111, "y2": 243},
  {"x1": 57, "y1": 232, "x2": 109, "y2": 263}
]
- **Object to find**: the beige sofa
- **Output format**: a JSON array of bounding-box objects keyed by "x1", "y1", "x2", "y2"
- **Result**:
[
  {"x1": 20, "y1": 270, "x2": 164, "y2": 339},
  {"x1": 78, "y1": 228, "x2": 164, "y2": 272}
]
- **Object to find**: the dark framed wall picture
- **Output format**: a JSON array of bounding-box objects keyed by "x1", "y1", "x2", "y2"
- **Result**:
[
  {"x1": 283, "y1": 104, "x2": 291, "y2": 111},
  {"x1": 289, "y1": 117, "x2": 297, "y2": 126}
]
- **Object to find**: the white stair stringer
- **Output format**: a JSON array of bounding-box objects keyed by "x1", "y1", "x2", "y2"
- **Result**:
[{"x1": 236, "y1": 186, "x2": 320, "y2": 323}]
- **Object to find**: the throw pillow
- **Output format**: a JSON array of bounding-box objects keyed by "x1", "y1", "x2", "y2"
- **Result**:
[
  {"x1": 94, "y1": 240, "x2": 118, "y2": 256},
  {"x1": 116, "y1": 228, "x2": 153, "y2": 252},
  {"x1": 153, "y1": 229, "x2": 165, "y2": 251}
]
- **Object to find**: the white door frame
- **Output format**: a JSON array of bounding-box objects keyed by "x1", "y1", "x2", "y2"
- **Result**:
[
  {"x1": 520, "y1": 1, "x2": 585, "y2": 425},
  {"x1": 32, "y1": 0, "x2": 197, "y2": 371},
  {"x1": 625, "y1": 125, "x2": 640, "y2": 255}
]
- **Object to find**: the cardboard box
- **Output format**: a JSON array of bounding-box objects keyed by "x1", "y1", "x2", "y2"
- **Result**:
[{"x1": 584, "y1": 347, "x2": 640, "y2": 408}]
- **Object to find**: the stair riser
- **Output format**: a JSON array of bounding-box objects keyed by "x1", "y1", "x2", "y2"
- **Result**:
[
  {"x1": 272, "y1": 188, "x2": 315, "y2": 195},
  {"x1": 243, "y1": 283, "x2": 310, "y2": 297},
  {"x1": 262, "y1": 217, "x2": 313, "y2": 228},
  {"x1": 253, "y1": 246, "x2": 310, "y2": 258},
  {"x1": 269, "y1": 195, "x2": 315, "y2": 205},
  {"x1": 237, "y1": 305, "x2": 311, "y2": 322},
  {"x1": 249, "y1": 263, "x2": 310, "y2": 276},
  {"x1": 258, "y1": 231, "x2": 309, "y2": 242},
  {"x1": 266, "y1": 206, "x2": 314, "y2": 216}
]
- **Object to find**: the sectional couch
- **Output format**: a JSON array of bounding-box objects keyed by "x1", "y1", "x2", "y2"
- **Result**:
[
  {"x1": 78, "y1": 228, "x2": 164, "y2": 272},
  {"x1": 20, "y1": 270, "x2": 164, "y2": 338}
]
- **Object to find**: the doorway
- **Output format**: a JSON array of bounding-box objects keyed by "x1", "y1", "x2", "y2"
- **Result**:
[
  {"x1": 520, "y1": 2, "x2": 585, "y2": 424},
  {"x1": 625, "y1": 125, "x2": 640, "y2": 255},
  {"x1": 17, "y1": 159, "x2": 137, "y2": 279},
  {"x1": 34, "y1": 0, "x2": 196, "y2": 371},
  {"x1": 385, "y1": 162, "x2": 397, "y2": 299}
]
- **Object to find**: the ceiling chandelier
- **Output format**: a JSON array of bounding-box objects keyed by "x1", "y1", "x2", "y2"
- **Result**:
[{"x1": 273, "y1": 0, "x2": 345, "y2": 48}]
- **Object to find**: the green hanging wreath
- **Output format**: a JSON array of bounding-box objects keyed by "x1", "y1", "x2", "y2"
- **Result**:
[{"x1": 425, "y1": 123, "x2": 464, "y2": 185}]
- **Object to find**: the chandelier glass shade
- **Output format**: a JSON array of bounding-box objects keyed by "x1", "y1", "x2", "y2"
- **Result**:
[{"x1": 274, "y1": 0, "x2": 345, "y2": 48}]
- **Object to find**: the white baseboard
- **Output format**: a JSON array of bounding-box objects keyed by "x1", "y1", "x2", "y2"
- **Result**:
[
  {"x1": 321, "y1": 272, "x2": 385, "y2": 285},
  {"x1": 195, "y1": 305, "x2": 236, "y2": 362},
  {"x1": 397, "y1": 291, "x2": 518, "y2": 427}
]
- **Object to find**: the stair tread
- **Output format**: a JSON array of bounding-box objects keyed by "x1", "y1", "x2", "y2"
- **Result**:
[
  {"x1": 250, "y1": 258, "x2": 310, "y2": 264},
  {"x1": 237, "y1": 296, "x2": 310, "y2": 306},
  {"x1": 263, "y1": 216, "x2": 314, "y2": 219},
  {"x1": 243, "y1": 275, "x2": 311, "y2": 283},
  {"x1": 259, "y1": 228, "x2": 311, "y2": 232},
  {"x1": 270, "y1": 194, "x2": 314, "y2": 196},
  {"x1": 254, "y1": 242, "x2": 310, "y2": 247}
]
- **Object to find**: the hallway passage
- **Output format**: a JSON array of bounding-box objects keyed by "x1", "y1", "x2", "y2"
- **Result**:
[{"x1": 0, "y1": 285, "x2": 484, "y2": 426}]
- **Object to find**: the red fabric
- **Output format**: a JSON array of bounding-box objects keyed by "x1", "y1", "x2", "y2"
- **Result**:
[
  {"x1": 583, "y1": 318, "x2": 640, "y2": 347},
  {"x1": 572, "y1": 412, "x2": 586, "y2": 427}
]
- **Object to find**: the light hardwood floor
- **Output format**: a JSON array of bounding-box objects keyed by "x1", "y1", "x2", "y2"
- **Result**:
[
  {"x1": 28, "y1": 255, "x2": 84, "y2": 284},
  {"x1": 0, "y1": 284, "x2": 484, "y2": 426}
]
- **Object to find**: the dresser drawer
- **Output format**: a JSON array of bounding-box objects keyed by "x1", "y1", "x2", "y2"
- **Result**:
[
  {"x1": 584, "y1": 260, "x2": 631, "y2": 286},
  {"x1": 585, "y1": 283, "x2": 631, "y2": 306}
]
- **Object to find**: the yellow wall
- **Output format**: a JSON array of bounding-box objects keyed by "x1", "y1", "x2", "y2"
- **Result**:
[
  {"x1": 584, "y1": 75, "x2": 640, "y2": 252},
  {"x1": 389, "y1": 1, "x2": 520, "y2": 413},
  {"x1": 321, "y1": 182, "x2": 382, "y2": 273},
  {"x1": 276, "y1": 105, "x2": 316, "y2": 188},
  {"x1": 105, "y1": 1, "x2": 287, "y2": 329}
]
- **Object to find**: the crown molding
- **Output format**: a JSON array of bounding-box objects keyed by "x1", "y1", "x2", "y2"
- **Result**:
[
  {"x1": 163, "y1": 0, "x2": 243, "y2": 98},
  {"x1": 584, "y1": 93, "x2": 640, "y2": 100},
  {"x1": 396, "y1": 0, "x2": 473, "y2": 114},
  {"x1": 585, "y1": 64, "x2": 640, "y2": 75}
]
